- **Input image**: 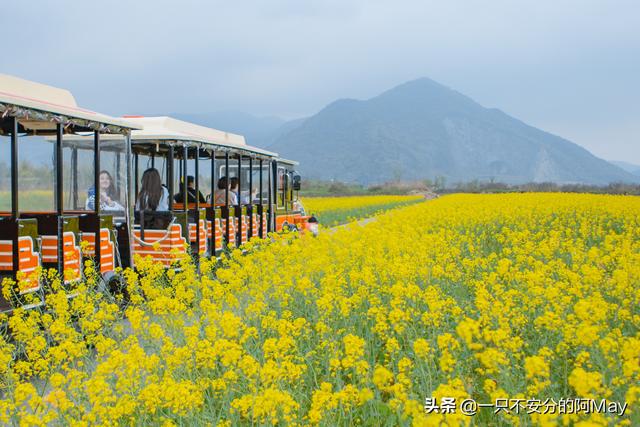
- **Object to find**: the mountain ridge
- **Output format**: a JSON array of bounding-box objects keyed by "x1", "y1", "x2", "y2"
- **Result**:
[
  {"x1": 171, "y1": 110, "x2": 286, "y2": 148},
  {"x1": 609, "y1": 160, "x2": 640, "y2": 176},
  {"x1": 266, "y1": 78, "x2": 638, "y2": 185}
]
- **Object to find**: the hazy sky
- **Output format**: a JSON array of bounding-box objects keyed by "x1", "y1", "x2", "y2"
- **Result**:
[{"x1": 3, "y1": 0, "x2": 639, "y2": 163}]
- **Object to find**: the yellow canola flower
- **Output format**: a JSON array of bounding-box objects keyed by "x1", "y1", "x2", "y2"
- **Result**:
[
  {"x1": 0, "y1": 193, "x2": 636, "y2": 426},
  {"x1": 231, "y1": 387, "x2": 299, "y2": 424},
  {"x1": 413, "y1": 338, "x2": 431, "y2": 359}
]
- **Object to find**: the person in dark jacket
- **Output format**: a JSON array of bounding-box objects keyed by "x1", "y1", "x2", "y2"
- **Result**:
[{"x1": 173, "y1": 175, "x2": 206, "y2": 204}]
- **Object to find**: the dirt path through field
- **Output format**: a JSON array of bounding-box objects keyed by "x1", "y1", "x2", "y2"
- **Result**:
[
  {"x1": 327, "y1": 195, "x2": 436, "y2": 232},
  {"x1": 329, "y1": 215, "x2": 378, "y2": 232}
]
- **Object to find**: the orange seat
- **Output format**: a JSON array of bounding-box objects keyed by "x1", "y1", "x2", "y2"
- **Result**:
[
  {"x1": 41, "y1": 232, "x2": 81, "y2": 283},
  {"x1": 0, "y1": 237, "x2": 40, "y2": 290},
  {"x1": 188, "y1": 220, "x2": 208, "y2": 255},
  {"x1": 173, "y1": 203, "x2": 212, "y2": 210},
  {"x1": 132, "y1": 223, "x2": 188, "y2": 267},
  {"x1": 80, "y1": 228, "x2": 116, "y2": 274},
  {"x1": 206, "y1": 219, "x2": 224, "y2": 253}
]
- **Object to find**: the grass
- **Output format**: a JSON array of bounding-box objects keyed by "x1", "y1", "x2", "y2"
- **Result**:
[
  {"x1": 302, "y1": 195, "x2": 425, "y2": 227},
  {"x1": 0, "y1": 191, "x2": 54, "y2": 212}
]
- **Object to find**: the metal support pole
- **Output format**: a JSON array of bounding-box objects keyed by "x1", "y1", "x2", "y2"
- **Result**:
[
  {"x1": 249, "y1": 156, "x2": 253, "y2": 238},
  {"x1": 237, "y1": 154, "x2": 242, "y2": 207},
  {"x1": 249, "y1": 157, "x2": 253, "y2": 203},
  {"x1": 93, "y1": 131, "x2": 101, "y2": 264},
  {"x1": 288, "y1": 172, "x2": 292, "y2": 210},
  {"x1": 259, "y1": 158, "x2": 263, "y2": 237},
  {"x1": 125, "y1": 134, "x2": 135, "y2": 269},
  {"x1": 168, "y1": 145, "x2": 174, "y2": 211},
  {"x1": 225, "y1": 152, "x2": 229, "y2": 238},
  {"x1": 165, "y1": 152, "x2": 171, "y2": 193},
  {"x1": 10, "y1": 117, "x2": 19, "y2": 274},
  {"x1": 211, "y1": 149, "x2": 216, "y2": 202},
  {"x1": 268, "y1": 159, "x2": 273, "y2": 232},
  {"x1": 56, "y1": 124, "x2": 64, "y2": 276},
  {"x1": 211, "y1": 149, "x2": 216, "y2": 252},
  {"x1": 10, "y1": 117, "x2": 18, "y2": 218},
  {"x1": 195, "y1": 146, "x2": 200, "y2": 258},
  {"x1": 134, "y1": 153, "x2": 139, "y2": 200},
  {"x1": 71, "y1": 147, "x2": 78, "y2": 209},
  {"x1": 182, "y1": 145, "x2": 188, "y2": 214},
  {"x1": 237, "y1": 154, "x2": 242, "y2": 246}
]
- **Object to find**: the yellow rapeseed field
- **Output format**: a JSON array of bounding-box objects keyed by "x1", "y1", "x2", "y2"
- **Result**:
[
  {"x1": 302, "y1": 194, "x2": 424, "y2": 226},
  {"x1": 1, "y1": 193, "x2": 639, "y2": 425}
]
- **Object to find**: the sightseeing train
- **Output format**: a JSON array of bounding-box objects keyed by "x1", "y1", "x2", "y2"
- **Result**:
[{"x1": 0, "y1": 74, "x2": 310, "y2": 311}]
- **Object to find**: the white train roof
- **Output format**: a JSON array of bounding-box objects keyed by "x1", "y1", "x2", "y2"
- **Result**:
[
  {"x1": 277, "y1": 158, "x2": 299, "y2": 166},
  {"x1": 0, "y1": 74, "x2": 139, "y2": 132},
  {"x1": 124, "y1": 116, "x2": 277, "y2": 157}
]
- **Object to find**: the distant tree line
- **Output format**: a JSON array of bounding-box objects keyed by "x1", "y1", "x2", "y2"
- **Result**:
[
  {"x1": 0, "y1": 161, "x2": 54, "y2": 191},
  {"x1": 300, "y1": 177, "x2": 640, "y2": 197},
  {"x1": 442, "y1": 180, "x2": 640, "y2": 195},
  {"x1": 300, "y1": 179, "x2": 434, "y2": 197}
]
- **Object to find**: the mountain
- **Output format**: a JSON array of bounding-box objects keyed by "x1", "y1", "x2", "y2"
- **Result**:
[
  {"x1": 265, "y1": 117, "x2": 308, "y2": 147},
  {"x1": 268, "y1": 78, "x2": 638, "y2": 185},
  {"x1": 609, "y1": 160, "x2": 640, "y2": 176},
  {"x1": 171, "y1": 111, "x2": 286, "y2": 148}
]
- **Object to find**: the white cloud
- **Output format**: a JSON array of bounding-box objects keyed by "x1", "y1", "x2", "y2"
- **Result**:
[{"x1": 3, "y1": 0, "x2": 640, "y2": 162}]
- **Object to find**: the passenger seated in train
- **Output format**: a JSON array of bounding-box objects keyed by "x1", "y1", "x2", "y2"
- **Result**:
[
  {"x1": 135, "y1": 168, "x2": 170, "y2": 211},
  {"x1": 212, "y1": 177, "x2": 238, "y2": 206},
  {"x1": 229, "y1": 177, "x2": 240, "y2": 204},
  {"x1": 229, "y1": 177, "x2": 258, "y2": 204},
  {"x1": 173, "y1": 175, "x2": 206, "y2": 204},
  {"x1": 85, "y1": 170, "x2": 125, "y2": 211}
]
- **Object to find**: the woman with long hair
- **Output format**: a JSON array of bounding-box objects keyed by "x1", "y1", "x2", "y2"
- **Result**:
[
  {"x1": 212, "y1": 176, "x2": 238, "y2": 206},
  {"x1": 228, "y1": 176, "x2": 256, "y2": 204},
  {"x1": 229, "y1": 177, "x2": 240, "y2": 205},
  {"x1": 136, "y1": 168, "x2": 169, "y2": 211},
  {"x1": 85, "y1": 170, "x2": 124, "y2": 211}
]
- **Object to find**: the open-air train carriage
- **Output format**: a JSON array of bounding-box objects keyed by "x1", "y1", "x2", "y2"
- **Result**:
[
  {"x1": 219, "y1": 155, "x2": 310, "y2": 233},
  {"x1": 127, "y1": 117, "x2": 276, "y2": 255},
  {"x1": 273, "y1": 158, "x2": 309, "y2": 232},
  {"x1": 0, "y1": 74, "x2": 312, "y2": 312},
  {"x1": 58, "y1": 116, "x2": 312, "y2": 269},
  {"x1": 0, "y1": 75, "x2": 139, "y2": 310},
  {"x1": 121, "y1": 116, "x2": 279, "y2": 264}
]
